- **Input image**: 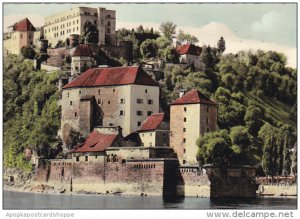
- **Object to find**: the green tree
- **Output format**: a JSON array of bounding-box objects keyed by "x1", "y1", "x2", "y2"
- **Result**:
[
  {"x1": 163, "y1": 46, "x2": 180, "y2": 63},
  {"x1": 244, "y1": 105, "x2": 264, "y2": 136},
  {"x1": 197, "y1": 130, "x2": 233, "y2": 167},
  {"x1": 21, "y1": 46, "x2": 36, "y2": 59},
  {"x1": 259, "y1": 123, "x2": 278, "y2": 178},
  {"x1": 80, "y1": 21, "x2": 99, "y2": 44},
  {"x1": 230, "y1": 126, "x2": 256, "y2": 165},
  {"x1": 200, "y1": 45, "x2": 215, "y2": 70},
  {"x1": 177, "y1": 29, "x2": 199, "y2": 44},
  {"x1": 140, "y1": 39, "x2": 158, "y2": 59},
  {"x1": 291, "y1": 147, "x2": 297, "y2": 176},
  {"x1": 217, "y1": 37, "x2": 226, "y2": 53},
  {"x1": 159, "y1": 21, "x2": 176, "y2": 41}
]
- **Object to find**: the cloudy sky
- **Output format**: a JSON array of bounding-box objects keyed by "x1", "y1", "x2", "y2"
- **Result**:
[{"x1": 3, "y1": 2, "x2": 297, "y2": 67}]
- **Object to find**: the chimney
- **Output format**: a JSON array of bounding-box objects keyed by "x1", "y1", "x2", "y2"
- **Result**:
[{"x1": 179, "y1": 89, "x2": 186, "y2": 98}]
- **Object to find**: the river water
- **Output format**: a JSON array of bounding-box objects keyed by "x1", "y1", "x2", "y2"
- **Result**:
[{"x1": 3, "y1": 191, "x2": 297, "y2": 210}]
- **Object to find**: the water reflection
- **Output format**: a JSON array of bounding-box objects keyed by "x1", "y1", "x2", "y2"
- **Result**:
[{"x1": 3, "y1": 191, "x2": 297, "y2": 210}]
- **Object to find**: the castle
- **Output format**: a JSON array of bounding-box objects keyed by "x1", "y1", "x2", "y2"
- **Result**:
[
  {"x1": 3, "y1": 6, "x2": 256, "y2": 198},
  {"x1": 36, "y1": 65, "x2": 256, "y2": 198}
]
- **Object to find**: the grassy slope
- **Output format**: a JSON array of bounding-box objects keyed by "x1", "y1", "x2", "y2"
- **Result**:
[{"x1": 243, "y1": 92, "x2": 296, "y2": 128}]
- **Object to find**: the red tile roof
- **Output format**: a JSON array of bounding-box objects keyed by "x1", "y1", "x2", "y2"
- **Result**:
[
  {"x1": 13, "y1": 18, "x2": 36, "y2": 31},
  {"x1": 63, "y1": 66, "x2": 159, "y2": 89},
  {"x1": 176, "y1": 44, "x2": 202, "y2": 56},
  {"x1": 139, "y1": 113, "x2": 164, "y2": 132},
  {"x1": 171, "y1": 89, "x2": 217, "y2": 105},
  {"x1": 72, "y1": 131, "x2": 117, "y2": 153},
  {"x1": 72, "y1": 44, "x2": 99, "y2": 57}
]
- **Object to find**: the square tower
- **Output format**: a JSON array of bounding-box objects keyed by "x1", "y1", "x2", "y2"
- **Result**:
[{"x1": 170, "y1": 89, "x2": 217, "y2": 165}]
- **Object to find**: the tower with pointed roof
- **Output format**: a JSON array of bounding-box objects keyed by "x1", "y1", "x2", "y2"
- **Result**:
[
  {"x1": 3, "y1": 18, "x2": 37, "y2": 56},
  {"x1": 170, "y1": 89, "x2": 218, "y2": 165}
]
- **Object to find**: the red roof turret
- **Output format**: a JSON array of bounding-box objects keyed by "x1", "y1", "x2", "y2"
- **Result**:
[{"x1": 171, "y1": 89, "x2": 216, "y2": 105}]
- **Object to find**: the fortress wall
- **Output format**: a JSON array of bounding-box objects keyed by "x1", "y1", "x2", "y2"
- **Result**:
[{"x1": 35, "y1": 159, "x2": 256, "y2": 198}]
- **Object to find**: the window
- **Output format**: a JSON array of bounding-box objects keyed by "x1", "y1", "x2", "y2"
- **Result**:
[
  {"x1": 183, "y1": 138, "x2": 186, "y2": 143},
  {"x1": 98, "y1": 89, "x2": 101, "y2": 95},
  {"x1": 73, "y1": 21, "x2": 75, "y2": 25},
  {"x1": 207, "y1": 128, "x2": 209, "y2": 132},
  {"x1": 207, "y1": 106, "x2": 209, "y2": 113},
  {"x1": 184, "y1": 107, "x2": 187, "y2": 112},
  {"x1": 109, "y1": 123, "x2": 114, "y2": 126},
  {"x1": 206, "y1": 118, "x2": 209, "y2": 125},
  {"x1": 147, "y1": 99, "x2": 153, "y2": 104},
  {"x1": 107, "y1": 21, "x2": 111, "y2": 26},
  {"x1": 74, "y1": 112, "x2": 77, "y2": 117},
  {"x1": 108, "y1": 101, "x2": 111, "y2": 104},
  {"x1": 142, "y1": 133, "x2": 144, "y2": 137},
  {"x1": 120, "y1": 99, "x2": 125, "y2": 104},
  {"x1": 20, "y1": 33, "x2": 23, "y2": 39},
  {"x1": 120, "y1": 110, "x2": 125, "y2": 116},
  {"x1": 137, "y1": 121, "x2": 141, "y2": 126},
  {"x1": 95, "y1": 155, "x2": 98, "y2": 159},
  {"x1": 77, "y1": 27, "x2": 79, "y2": 31},
  {"x1": 113, "y1": 89, "x2": 115, "y2": 92},
  {"x1": 137, "y1": 98, "x2": 143, "y2": 104},
  {"x1": 94, "y1": 20, "x2": 97, "y2": 25},
  {"x1": 147, "y1": 111, "x2": 152, "y2": 116},
  {"x1": 76, "y1": 156, "x2": 79, "y2": 162},
  {"x1": 183, "y1": 149, "x2": 186, "y2": 153},
  {"x1": 79, "y1": 90, "x2": 81, "y2": 94},
  {"x1": 150, "y1": 142, "x2": 152, "y2": 146},
  {"x1": 150, "y1": 133, "x2": 152, "y2": 136},
  {"x1": 145, "y1": 89, "x2": 148, "y2": 93},
  {"x1": 67, "y1": 92, "x2": 69, "y2": 98},
  {"x1": 183, "y1": 160, "x2": 186, "y2": 164},
  {"x1": 77, "y1": 19, "x2": 79, "y2": 24},
  {"x1": 107, "y1": 28, "x2": 111, "y2": 34},
  {"x1": 183, "y1": 128, "x2": 186, "y2": 132},
  {"x1": 70, "y1": 101, "x2": 72, "y2": 106},
  {"x1": 136, "y1": 110, "x2": 143, "y2": 116},
  {"x1": 85, "y1": 156, "x2": 88, "y2": 162},
  {"x1": 184, "y1": 117, "x2": 187, "y2": 122}
]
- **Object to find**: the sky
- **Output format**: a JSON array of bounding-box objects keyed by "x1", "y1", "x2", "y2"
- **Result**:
[{"x1": 2, "y1": 2, "x2": 297, "y2": 67}]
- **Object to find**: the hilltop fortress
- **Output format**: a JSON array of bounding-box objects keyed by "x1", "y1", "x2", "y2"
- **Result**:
[{"x1": 3, "y1": 6, "x2": 256, "y2": 198}]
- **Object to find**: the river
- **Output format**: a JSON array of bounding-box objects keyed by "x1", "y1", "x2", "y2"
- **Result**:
[{"x1": 3, "y1": 191, "x2": 297, "y2": 210}]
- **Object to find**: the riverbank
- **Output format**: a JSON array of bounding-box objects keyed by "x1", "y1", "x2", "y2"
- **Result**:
[
  {"x1": 3, "y1": 190, "x2": 297, "y2": 210},
  {"x1": 257, "y1": 185, "x2": 297, "y2": 197}
]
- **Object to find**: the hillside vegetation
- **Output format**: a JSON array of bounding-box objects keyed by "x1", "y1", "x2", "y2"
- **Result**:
[{"x1": 3, "y1": 24, "x2": 297, "y2": 177}]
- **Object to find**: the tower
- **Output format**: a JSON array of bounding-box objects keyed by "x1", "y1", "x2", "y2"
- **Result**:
[{"x1": 170, "y1": 89, "x2": 217, "y2": 165}]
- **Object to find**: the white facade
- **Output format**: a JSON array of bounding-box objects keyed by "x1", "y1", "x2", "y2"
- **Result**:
[{"x1": 44, "y1": 7, "x2": 116, "y2": 47}]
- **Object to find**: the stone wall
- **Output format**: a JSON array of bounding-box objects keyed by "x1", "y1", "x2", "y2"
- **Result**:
[{"x1": 35, "y1": 158, "x2": 256, "y2": 198}]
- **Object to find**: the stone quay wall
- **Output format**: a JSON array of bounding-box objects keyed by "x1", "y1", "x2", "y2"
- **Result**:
[{"x1": 35, "y1": 158, "x2": 256, "y2": 198}]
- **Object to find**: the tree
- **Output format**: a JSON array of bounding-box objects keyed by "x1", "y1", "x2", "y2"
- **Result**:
[
  {"x1": 259, "y1": 123, "x2": 278, "y2": 179},
  {"x1": 200, "y1": 45, "x2": 215, "y2": 70},
  {"x1": 80, "y1": 21, "x2": 99, "y2": 44},
  {"x1": 230, "y1": 126, "x2": 255, "y2": 165},
  {"x1": 177, "y1": 29, "x2": 199, "y2": 44},
  {"x1": 163, "y1": 46, "x2": 179, "y2": 63},
  {"x1": 21, "y1": 46, "x2": 36, "y2": 59},
  {"x1": 291, "y1": 147, "x2": 297, "y2": 176},
  {"x1": 217, "y1": 37, "x2": 226, "y2": 53},
  {"x1": 140, "y1": 39, "x2": 158, "y2": 59},
  {"x1": 159, "y1": 21, "x2": 176, "y2": 41},
  {"x1": 244, "y1": 105, "x2": 264, "y2": 136},
  {"x1": 197, "y1": 130, "x2": 233, "y2": 167}
]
